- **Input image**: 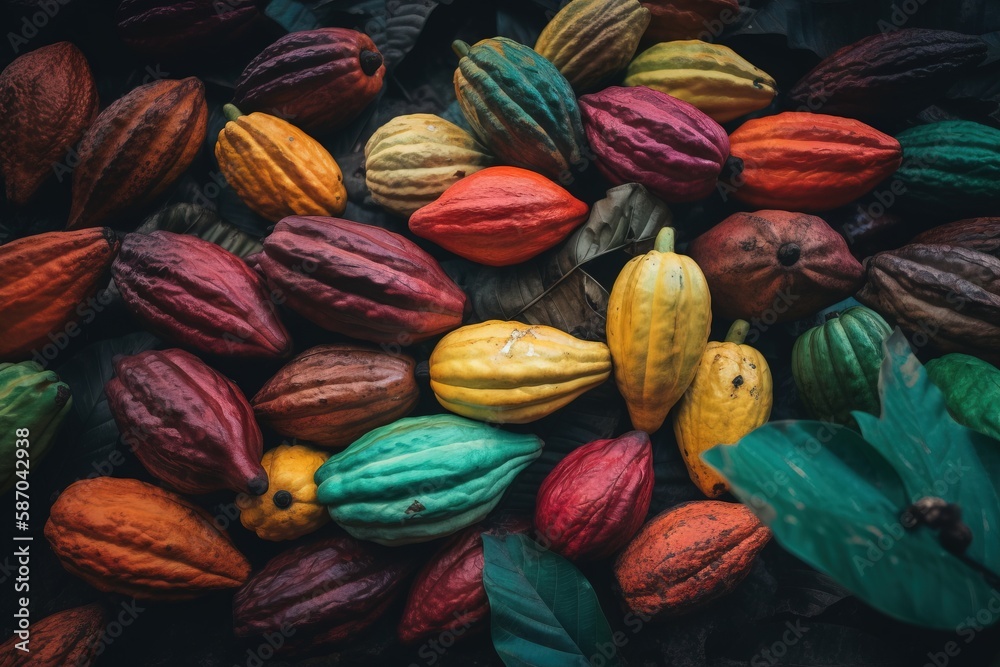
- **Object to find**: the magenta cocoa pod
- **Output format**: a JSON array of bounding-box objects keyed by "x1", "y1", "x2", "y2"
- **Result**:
[
  {"x1": 534, "y1": 430, "x2": 654, "y2": 560},
  {"x1": 105, "y1": 348, "x2": 267, "y2": 495},
  {"x1": 578, "y1": 86, "x2": 729, "y2": 202}
]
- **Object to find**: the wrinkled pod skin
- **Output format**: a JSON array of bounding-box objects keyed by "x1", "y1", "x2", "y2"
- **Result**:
[{"x1": 0, "y1": 603, "x2": 106, "y2": 667}]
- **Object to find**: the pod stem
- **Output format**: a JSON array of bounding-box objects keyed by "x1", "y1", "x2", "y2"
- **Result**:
[
  {"x1": 653, "y1": 227, "x2": 675, "y2": 253},
  {"x1": 452, "y1": 40, "x2": 471, "y2": 58},
  {"x1": 223, "y1": 104, "x2": 243, "y2": 122},
  {"x1": 360, "y1": 50, "x2": 383, "y2": 76},
  {"x1": 725, "y1": 320, "x2": 750, "y2": 344}
]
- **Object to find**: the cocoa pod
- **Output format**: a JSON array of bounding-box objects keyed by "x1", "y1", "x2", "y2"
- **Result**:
[
  {"x1": 258, "y1": 216, "x2": 467, "y2": 344},
  {"x1": 252, "y1": 344, "x2": 419, "y2": 449},
  {"x1": 856, "y1": 244, "x2": 1000, "y2": 365},
  {"x1": 911, "y1": 218, "x2": 1000, "y2": 259},
  {"x1": 398, "y1": 514, "x2": 532, "y2": 645},
  {"x1": 642, "y1": 0, "x2": 741, "y2": 43},
  {"x1": 0, "y1": 603, "x2": 105, "y2": 667},
  {"x1": 67, "y1": 77, "x2": 207, "y2": 230},
  {"x1": 614, "y1": 500, "x2": 770, "y2": 618},
  {"x1": 106, "y1": 348, "x2": 267, "y2": 495},
  {"x1": 0, "y1": 42, "x2": 98, "y2": 205},
  {"x1": 534, "y1": 431, "x2": 654, "y2": 560},
  {"x1": 112, "y1": 231, "x2": 292, "y2": 358},
  {"x1": 116, "y1": 0, "x2": 264, "y2": 58},
  {"x1": 233, "y1": 534, "x2": 418, "y2": 648}
]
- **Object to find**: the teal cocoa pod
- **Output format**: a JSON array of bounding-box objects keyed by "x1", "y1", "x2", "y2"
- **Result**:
[
  {"x1": 926, "y1": 353, "x2": 1000, "y2": 442},
  {"x1": 314, "y1": 414, "x2": 543, "y2": 546},
  {"x1": 452, "y1": 37, "x2": 587, "y2": 181},
  {"x1": 0, "y1": 361, "x2": 72, "y2": 493}
]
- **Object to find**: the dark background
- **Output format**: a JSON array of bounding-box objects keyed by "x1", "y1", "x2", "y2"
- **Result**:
[{"x1": 2, "y1": 0, "x2": 1000, "y2": 665}]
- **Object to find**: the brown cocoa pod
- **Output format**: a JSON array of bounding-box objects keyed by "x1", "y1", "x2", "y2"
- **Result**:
[
  {"x1": 641, "y1": 0, "x2": 741, "y2": 43},
  {"x1": 233, "y1": 534, "x2": 418, "y2": 649},
  {"x1": 116, "y1": 0, "x2": 264, "y2": 58},
  {"x1": 67, "y1": 77, "x2": 207, "y2": 230},
  {"x1": 0, "y1": 42, "x2": 98, "y2": 205},
  {"x1": 106, "y1": 348, "x2": 267, "y2": 495},
  {"x1": 398, "y1": 514, "x2": 531, "y2": 645},
  {"x1": 112, "y1": 231, "x2": 292, "y2": 358},
  {"x1": 856, "y1": 244, "x2": 1000, "y2": 365},
  {"x1": 0, "y1": 603, "x2": 105, "y2": 667},
  {"x1": 252, "y1": 344, "x2": 419, "y2": 449},
  {"x1": 911, "y1": 218, "x2": 1000, "y2": 259},
  {"x1": 614, "y1": 500, "x2": 770, "y2": 618}
]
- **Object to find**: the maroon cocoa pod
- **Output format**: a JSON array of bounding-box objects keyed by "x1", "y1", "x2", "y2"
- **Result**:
[
  {"x1": 105, "y1": 348, "x2": 267, "y2": 496},
  {"x1": 578, "y1": 85, "x2": 729, "y2": 202},
  {"x1": 911, "y1": 218, "x2": 1000, "y2": 259},
  {"x1": 0, "y1": 42, "x2": 99, "y2": 206},
  {"x1": 233, "y1": 28, "x2": 385, "y2": 133},
  {"x1": 233, "y1": 534, "x2": 417, "y2": 648},
  {"x1": 788, "y1": 29, "x2": 987, "y2": 119},
  {"x1": 116, "y1": 0, "x2": 264, "y2": 58},
  {"x1": 112, "y1": 231, "x2": 292, "y2": 358},
  {"x1": 534, "y1": 431, "x2": 654, "y2": 561},
  {"x1": 398, "y1": 514, "x2": 531, "y2": 645},
  {"x1": 0, "y1": 603, "x2": 106, "y2": 667},
  {"x1": 258, "y1": 216, "x2": 467, "y2": 344}
]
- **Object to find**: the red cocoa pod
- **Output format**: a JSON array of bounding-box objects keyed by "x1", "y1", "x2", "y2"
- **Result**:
[
  {"x1": 911, "y1": 218, "x2": 1000, "y2": 259},
  {"x1": 534, "y1": 431, "x2": 654, "y2": 561},
  {"x1": 0, "y1": 603, "x2": 105, "y2": 667},
  {"x1": 67, "y1": 77, "x2": 208, "y2": 230},
  {"x1": 578, "y1": 86, "x2": 729, "y2": 202},
  {"x1": 116, "y1": 0, "x2": 264, "y2": 58},
  {"x1": 252, "y1": 344, "x2": 419, "y2": 449},
  {"x1": 233, "y1": 534, "x2": 418, "y2": 648},
  {"x1": 105, "y1": 348, "x2": 267, "y2": 495},
  {"x1": 258, "y1": 216, "x2": 467, "y2": 344},
  {"x1": 614, "y1": 500, "x2": 771, "y2": 618},
  {"x1": 642, "y1": 0, "x2": 741, "y2": 43},
  {"x1": 687, "y1": 210, "x2": 864, "y2": 322},
  {"x1": 789, "y1": 29, "x2": 987, "y2": 119},
  {"x1": 112, "y1": 231, "x2": 292, "y2": 358},
  {"x1": 233, "y1": 28, "x2": 385, "y2": 134},
  {"x1": 0, "y1": 42, "x2": 98, "y2": 205},
  {"x1": 408, "y1": 166, "x2": 589, "y2": 266},
  {"x1": 398, "y1": 514, "x2": 532, "y2": 645}
]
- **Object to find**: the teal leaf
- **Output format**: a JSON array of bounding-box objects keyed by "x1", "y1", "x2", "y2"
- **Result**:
[
  {"x1": 264, "y1": 0, "x2": 322, "y2": 32},
  {"x1": 482, "y1": 534, "x2": 620, "y2": 667},
  {"x1": 703, "y1": 330, "x2": 1000, "y2": 630}
]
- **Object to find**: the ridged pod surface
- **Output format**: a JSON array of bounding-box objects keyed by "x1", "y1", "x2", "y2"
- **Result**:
[
  {"x1": 364, "y1": 113, "x2": 494, "y2": 217},
  {"x1": 625, "y1": 40, "x2": 776, "y2": 122},
  {"x1": 578, "y1": 86, "x2": 729, "y2": 202},
  {"x1": 857, "y1": 244, "x2": 1000, "y2": 365},
  {"x1": 791, "y1": 306, "x2": 892, "y2": 425},
  {"x1": 68, "y1": 77, "x2": 207, "y2": 229},
  {"x1": 428, "y1": 320, "x2": 612, "y2": 423},
  {"x1": 112, "y1": 231, "x2": 292, "y2": 358},
  {"x1": 788, "y1": 29, "x2": 987, "y2": 118},
  {"x1": 534, "y1": 0, "x2": 650, "y2": 91},
  {"x1": 926, "y1": 354, "x2": 1000, "y2": 441},
  {"x1": 606, "y1": 228, "x2": 712, "y2": 433},
  {"x1": 233, "y1": 535, "x2": 417, "y2": 647},
  {"x1": 408, "y1": 166, "x2": 589, "y2": 266},
  {"x1": 687, "y1": 211, "x2": 864, "y2": 322},
  {"x1": 614, "y1": 501, "x2": 771, "y2": 617},
  {"x1": 0, "y1": 228, "x2": 119, "y2": 360},
  {"x1": 452, "y1": 37, "x2": 586, "y2": 180},
  {"x1": 0, "y1": 603, "x2": 105, "y2": 667},
  {"x1": 894, "y1": 121, "x2": 1000, "y2": 210},
  {"x1": 398, "y1": 515, "x2": 532, "y2": 644},
  {"x1": 116, "y1": 0, "x2": 263, "y2": 57},
  {"x1": 912, "y1": 218, "x2": 1000, "y2": 258},
  {"x1": 0, "y1": 362, "x2": 72, "y2": 494},
  {"x1": 0, "y1": 42, "x2": 98, "y2": 205},
  {"x1": 258, "y1": 216, "x2": 467, "y2": 344},
  {"x1": 44, "y1": 477, "x2": 251, "y2": 599},
  {"x1": 237, "y1": 443, "x2": 330, "y2": 541},
  {"x1": 252, "y1": 344, "x2": 419, "y2": 448},
  {"x1": 642, "y1": 0, "x2": 741, "y2": 43},
  {"x1": 233, "y1": 28, "x2": 385, "y2": 133},
  {"x1": 726, "y1": 112, "x2": 901, "y2": 211},
  {"x1": 673, "y1": 321, "x2": 772, "y2": 497},
  {"x1": 105, "y1": 349, "x2": 267, "y2": 495},
  {"x1": 215, "y1": 104, "x2": 347, "y2": 222},
  {"x1": 534, "y1": 431, "x2": 654, "y2": 560},
  {"x1": 314, "y1": 414, "x2": 543, "y2": 545}
]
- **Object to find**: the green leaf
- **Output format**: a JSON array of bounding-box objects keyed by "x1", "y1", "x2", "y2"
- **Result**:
[
  {"x1": 264, "y1": 0, "x2": 322, "y2": 31},
  {"x1": 136, "y1": 204, "x2": 263, "y2": 258},
  {"x1": 482, "y1": 534, "x2": 620, "y2": 667},
  {"x1": 459, "y1": 184, "x2": 671, "y2": 336},
  {"x1": 702, "y1": 330, "x2": 1000, "y2": 630}
]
